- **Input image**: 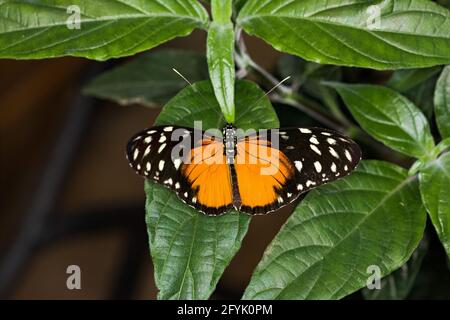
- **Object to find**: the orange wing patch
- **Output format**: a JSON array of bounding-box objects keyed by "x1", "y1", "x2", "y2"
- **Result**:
[
  {"x1": 181, "y1": 140, "x2": 233, "y2": 215},
  {"x1": 235, "y1": 139, "x2": 295, "y2": 214}
]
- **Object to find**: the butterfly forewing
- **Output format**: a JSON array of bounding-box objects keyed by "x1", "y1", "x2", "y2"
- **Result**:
[
  {"x1": 234, "y1": 127, "x2": 361, "y2": 214},
  {"x1": 126, "y1": 125, "x2": 233, "y2": 215}
]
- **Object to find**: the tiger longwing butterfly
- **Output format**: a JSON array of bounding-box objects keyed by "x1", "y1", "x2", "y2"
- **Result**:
[{"x1": 126, "y1": 124, "x2": 361, "y2": 215}]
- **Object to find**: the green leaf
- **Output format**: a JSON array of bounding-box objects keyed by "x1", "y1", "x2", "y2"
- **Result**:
[
  {"x1": 362, "y1": 237, "x2": 428, "y2": 300},
  {"x1": 435, "y1": 66, "x2": 450, "y2": 139},
  {"x1": 404, "y1": 73, "x2": 440, "y2": 121},
  {"x1": 328, "y1": 83, "x2": 435, "y2": 159},
  {"x1": 386, "y1": 67, "x2": 441, "y2": 121},
  {"x1": 419, "y1": 152, "x2": 450, "y2": 257},
  {"x1": 237, "y1": 0, "x2": 450, "y2": 69},
  {"x1": 243, "y1": 160, "x2": 426, "y2": 300},
  {"x1": 0, "y1": 0, "x2": 208, "y2": 60},
  {"x1": 146, "y1": 79, "x2": 279, "y2": 299},
  {"x1": 83, "y1": 49, "x2": 208, "y2": 106},
  {"x1": 207, "y1": 0, "x2": 235, "y2": 123},
  {"x1": 387, "y1": 67, "x2": 441, "y2": 93}
]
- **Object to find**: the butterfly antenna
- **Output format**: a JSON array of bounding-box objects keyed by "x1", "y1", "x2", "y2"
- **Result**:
[
  {"x1": 264, "y1": 76, "x2": 291, "y2": 99},
  {"x1": 172, "y1": 68, "x2": 225, "y2": 122},
  {"x1": 239, "y1": 76, "x2": 291, "y2": 120},
  {"x1": 172, "y1": 68, "x2": 193, "y2": 86}
]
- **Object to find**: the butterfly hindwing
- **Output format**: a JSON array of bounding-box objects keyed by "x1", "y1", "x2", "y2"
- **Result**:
[
  {"x1": 234, "y1": 127, "x2": 361, "y2": 215},
  {"x1": 126, "y1": 125, "x2": 233, "y2": 215}
]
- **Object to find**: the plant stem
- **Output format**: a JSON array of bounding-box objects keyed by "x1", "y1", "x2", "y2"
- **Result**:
[{"x1": 211, "y1": 0, "x2": 232, "y2": 24}]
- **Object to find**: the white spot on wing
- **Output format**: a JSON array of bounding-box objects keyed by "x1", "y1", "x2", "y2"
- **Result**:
[
  {"x1": 294, "y1": 160, "x2": 303, "y2": 172},
  {"x1": 321, "y1": 132, "x2": 331, "y2": 136},
  {"x1": 163, "y1": 126, "x2": 174, "y2": 132},
  {"x1": 158, "y1": 143, "x2": 166, "y2": 153},
  {"x1": 175, "y1": 182, "x2": 180, "y2": 189},
  {"x1": 306, "y1": 180, "x2": 316, "y2": 187},
  {"x1": 147, "y1": 130, "x2": 156, "y2": 134},
  {"x1": 144, "y1": 136, "x2": 152, "y2": 144},
  {"x1": 345, "y1": 149, "x2": 352, "y2": 161},
  {"x1": 164, "y1": 178, "x2": 173, "y2": 185},
  {"x1": 173, "y1": 158, "x2": 181, "y2": 170},
  {"x1": 310, "y1": 144, "x2": 321, "y2": 155},
  {"x1": 331, "y1": 162, "x2": 337, "y2": 172},
  {"x1": 133, "y1": 149, "x2": 139, "y2": 160},
  {"x1": 277, "y1": 196, "x2": 284, "y2": 203},
  {"x1": 327, "y1": 138, "x2": 336, "y2": 145},
  {"x1": 146, "y1": 162, "x2": 151, "y2": 172},
  {"x1": 159, "y1": 135, "x2": 166, "y2": 143},
  {"x1": 300, "y1": 128, "x2": 312, "y2": 134},
  {"x1": 314, "y1": 161, "x2": 322, "y2": 173},
  {"x1": 297, "y1": 184, "x2": 303, "y2": 190},
  {"x1": 329, "y1": 147, "x2": 339, "y2": 158},
  {"x1": 144, "y1": 145, "x2": 151, "y2": 157},
  {"x1": 309, "y1": 136, "x2": 319, "y2": 145},
  {"x1": 158, "y1": 160, "x2": 165, "y2": 171}
]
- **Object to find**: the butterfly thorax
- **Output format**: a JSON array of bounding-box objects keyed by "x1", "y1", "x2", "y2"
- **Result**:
[{"x1": 223, "y1": 124, "x2": 237, "y2": 164}]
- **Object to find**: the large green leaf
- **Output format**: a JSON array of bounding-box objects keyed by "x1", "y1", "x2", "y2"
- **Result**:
[
  {"x1": 435, "y1": 66, "x2": 450, "y2": 139},
  {"x1": 243, "y1": 161, "x2": 426, "y2": 300},
  {"x1": 207, "y1": 0, "x2": 235, "y2": 122},
  {"x1": 237, "y1": 0, "x2": 450, "y2": 69},
  {"x1": 362, "y1": 238, "x2": 428, "y2": 300},
  {"x1": 83, "y1": 49, "x2": 208, "y2": 106},
  {"x1": 329, "y1": 83, "x2": 435, "y2": 159},
  {"x1": 0, "y1": 0, "x2": 208, "y2": 60},
  {"x1": 419, "y1": 152, "x2": 450, "y2": 257},
  {"x1": 146, "y1": 80, "x2": 279, "y2": 299}
]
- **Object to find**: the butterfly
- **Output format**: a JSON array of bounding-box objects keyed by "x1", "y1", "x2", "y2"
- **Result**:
[{"x1": 126, "y1": 124, "x2": 361, "y2": 215}]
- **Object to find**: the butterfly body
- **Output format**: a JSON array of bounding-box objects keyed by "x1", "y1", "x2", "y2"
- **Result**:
[{"x1": 127, "y1": 124, "x2": 361, "y2": 216}]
